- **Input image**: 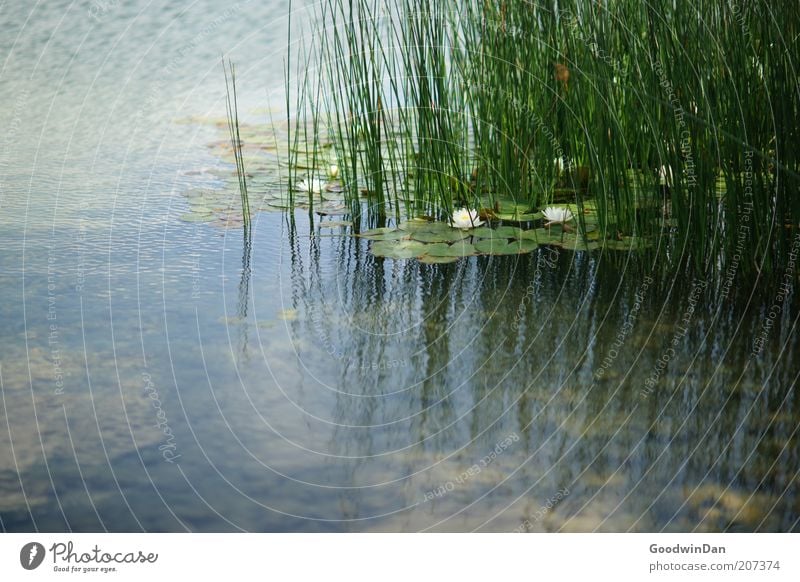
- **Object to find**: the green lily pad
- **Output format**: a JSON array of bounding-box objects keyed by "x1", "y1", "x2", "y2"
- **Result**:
[
  {"x1": 493, "y1": 225, "x2": 526, "y2": 238},
  {"x1": 471, "y1": 225, "x2": 524, "y2": 240},
  {"x1": 418, "y1": 242, "x2": 451, "y2": 256},
  {"x1": 492, "y1": 199, "x2": 540, "y2": 222},
  {"x1": 314, "y1": 202, "x2": 349, "y2": 216},
  {"x1": 179, "y1": 213, "x2": 215, "y2": 223},
  {"x1": 473, "y1": 238, "x2": 509, "y2": 254},
  {"x1": 489, "y1": 242, "x2": 523, "y2": 255},
  {"x1": 398, "y1": 219, "x2": 435, "y2": 231},
  {"x1": 470, "y1": 227, "x2": 500, "y2": 239},
  {"x1": 422, "y1": 241, "x2": 476, "y2": 258},
  {"x1": 358, "y1": 228, "x2": 408, "y2": 241},
  {"x1": 267, "y1": 198, "x2": 294, "y2": 209},
  {"x1": 419, "y1": 255, "x2": 459, "y2": 264},
  {"x1": 360, "y1": 227, "x2": 401, "y2": 238},
  {"x1": 506, "y1": 239, "x2": 539, "y2": 253},
  {"x1": 187, "y1": 205, "x2": 214, "y2": 214},
  {"x1": 411, "y1": 229, "x2": 470, "y2": 243},
  {"x1": 321, "y1": 192, "x2": 345, "y2": 202},
  {"x1": 371, "y1": 239, "x2": 428, "y2": 259},
  {"x1": 495, "y1": 211, "x2": 540, "y2": 222},
  {"x1": 517, "y1": 229, "x2": 540, "y2": 241},
  {"x1": 319, "y1": 220, "x2": 352, "y2": 228}
]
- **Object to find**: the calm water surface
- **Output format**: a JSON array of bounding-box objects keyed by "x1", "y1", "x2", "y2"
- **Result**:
[{"x1": 1, "y1": 1, "x2": 798, "y2": 532}]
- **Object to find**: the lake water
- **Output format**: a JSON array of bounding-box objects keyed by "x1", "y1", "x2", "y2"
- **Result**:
[{"x1": 1, "y1": 0, "x2": 798, "y2": 532}]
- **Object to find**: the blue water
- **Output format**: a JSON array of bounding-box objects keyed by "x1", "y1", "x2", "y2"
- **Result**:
[{"x1": 1, "y1": 0, "x2": 798, "y2": 532}]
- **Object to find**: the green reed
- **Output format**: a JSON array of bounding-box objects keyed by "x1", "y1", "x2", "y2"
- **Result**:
[
  {"x1": 223, "y1": 60, "x2": 251, "y2": 228},
  {"x1": 285, "y1": 0, "x2": 798, "y2": 274}
]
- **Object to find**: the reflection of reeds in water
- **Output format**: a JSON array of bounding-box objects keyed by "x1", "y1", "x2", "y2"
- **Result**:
[
  {"x1": 288, "y1": 0, "x2": 799, "y2": 276},
  {"x1": 279, "y1": 235, "x2": 799, "y2": 530},
  {"x1": 235, "y1": 224, "x2": 253, "y2": 362},
  {"x1": 223, "y1": 60, "x2": 251, "y2": 228}
]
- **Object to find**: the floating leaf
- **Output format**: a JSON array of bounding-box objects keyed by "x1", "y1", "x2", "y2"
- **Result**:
[
  {"x1": 474, "y1": 238, "x2": 509, "y2": 254},
  {"x1": 359, "y1": 227, "x2": 395, "y2": 237},
  {"x1": 359, "y1": 227, "x2": 408, "y2": 241},
  {"x1": 411, "y1": 229, "x2": 470, "y2": 243},
  {"x1": 495, "y1": 211, "x2": 540, "y2": 222},
  {"x1": 493, "y1": 225, "x2": 525, "y2": 238},
  {"x1": 506, "y1": 239, "x2": 539, "y2": 254},
  {"x1": 315, "y1": 202, "x2": 349, "y2": 216},
  {"x1": 319, "y1": 220, "x2": 352, "y2": 229},
  {"x1": 418, "y1": 242, "x2": 451, "y2": 256},
  {"x1": 371, "y1": 239, "x2": 428, "y2": 259},
  {"x1": 419, "y1": 255, "x2": 459, "y2": 264},
  {"x1": 470, "y1": 227, "x2": 500, "y2": 239},
  {"x1": 471, "y1": 225, "x2": 523, "y2": 240},
  {"x1": 267, "y1": 200, "x2": 293, "y2": 209},
  {"x1": 493, "y1": 200, "x2": 539, "y2": 222},
  {"x1": 398, "y1": 219, "x2": 434, "y2": 231},
  {"x1": 179, "y1": 213, "x2": 214, "y2": 223},
  {"x1": 187, "y1": 205, "x2": 214, "y2": 214},
  {"x1": 421, "y1": 241, "x2": 476, "y2": 258}
]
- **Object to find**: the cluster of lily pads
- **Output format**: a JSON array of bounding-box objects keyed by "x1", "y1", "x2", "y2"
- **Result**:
[
  {"x1": 359, "y1": 215, "x2": 598, "y2": 263},
  {"x1": 175, "y1": 117, "x2": 649, "y2": 260},
  {"x1": 176, "y1": 118, "x2": 345, "y2": 225}
]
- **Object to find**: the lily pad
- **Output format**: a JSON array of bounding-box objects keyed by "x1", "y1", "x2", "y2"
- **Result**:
[
  {"x1": 187, "y1": 205, "x2": 214, "y2": 214},
  {"x1": 471, "y1": 225, "x2": 524, "y2": 240},
  {"x1": 495, "y1": 211, "x2": 540, "y2": 222},
  {"x1": 493, "y1": 225, "x2": 526, "y2": 238},
  {"x1": 422, "y1": 241, "x2": 476, "y2": 258},
  {"x1": 319, "y1": 220, "x2": 352, "y2": 229},
  {"x1": 398, "y1": 219, "x2": 435, "y2": 231},
  {"x1": 359, "y1": 227, "x2": 400, "y2": 238},
  {"x1": 371, "y1": 239, "x2": 428, "y2": 259},
  {"x1": 419, "y1": 255, "x2": 459, "y2": 264},
  {"x1": 314, "y1": 202, "x2": 349, "y2": 216},
  {"x1": 493, "y1": 200, "x2": 540, "y2": 222},
  {"x1": 410, "y1": 229, "x2": 470, "y2": 243},
  {"x1": 358, "y1": 228, "x2": 409, "y2": 241},
  {"x1": 470, "y1": 227, "x2": 500, "y2": 239},
  {"x1": 179, "y1": 213, "x2": 215, "y2": 223},
  {"x1": 473, "y1": 238, "x2": 509, "y2": 254},
  {"x1": 505, "y1": 239, "x2": 539, "y2": 254},
  {"x1": 267, "y1": 198, "x2": 293, "y2": 209}
]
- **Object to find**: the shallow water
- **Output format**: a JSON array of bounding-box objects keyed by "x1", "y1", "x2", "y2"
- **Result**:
[{"x1": 1, "y1": 1, "x2": 798, "y2": 532}]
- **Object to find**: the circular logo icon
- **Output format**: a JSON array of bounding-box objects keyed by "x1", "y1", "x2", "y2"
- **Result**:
[{"x1": 20, "y1": 542, "x2": 46, "y2": 570}]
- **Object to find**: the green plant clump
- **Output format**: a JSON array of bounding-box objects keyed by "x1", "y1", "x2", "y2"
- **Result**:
[{"x1": 277, "y1": 0, "x2": 798, "y2": 273}]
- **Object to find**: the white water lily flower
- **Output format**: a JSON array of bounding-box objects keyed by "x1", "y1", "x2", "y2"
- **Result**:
[
  {"x1": 450, "y1": 208, "x2": 484, "y2": 230},
  {"x1": 328, "y1": 164, "x2": 339, "y2": 179},
  {"x1": 296, "y1": 177, "x2": 324, "y2": 194},
  {"x1": 542, "y1": 206, "x2": 574, "y2": 226}
]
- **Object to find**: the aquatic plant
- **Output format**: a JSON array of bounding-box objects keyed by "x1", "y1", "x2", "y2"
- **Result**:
[
  {"x1": 275, "y1": 0, "x2": 799, "y2": 271},
  {"x1": 450, "y1": 208, "x2": 484, "y2": 230},
  {"x1": 542, "y1": 207, "x2": 575, "y2": 227},
  {"x1": 223, "y1": 60, "x2": 251, "y2": 228},
  {"x1": 295, "y1": 177, "x2": 325, "y2": 195}
]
